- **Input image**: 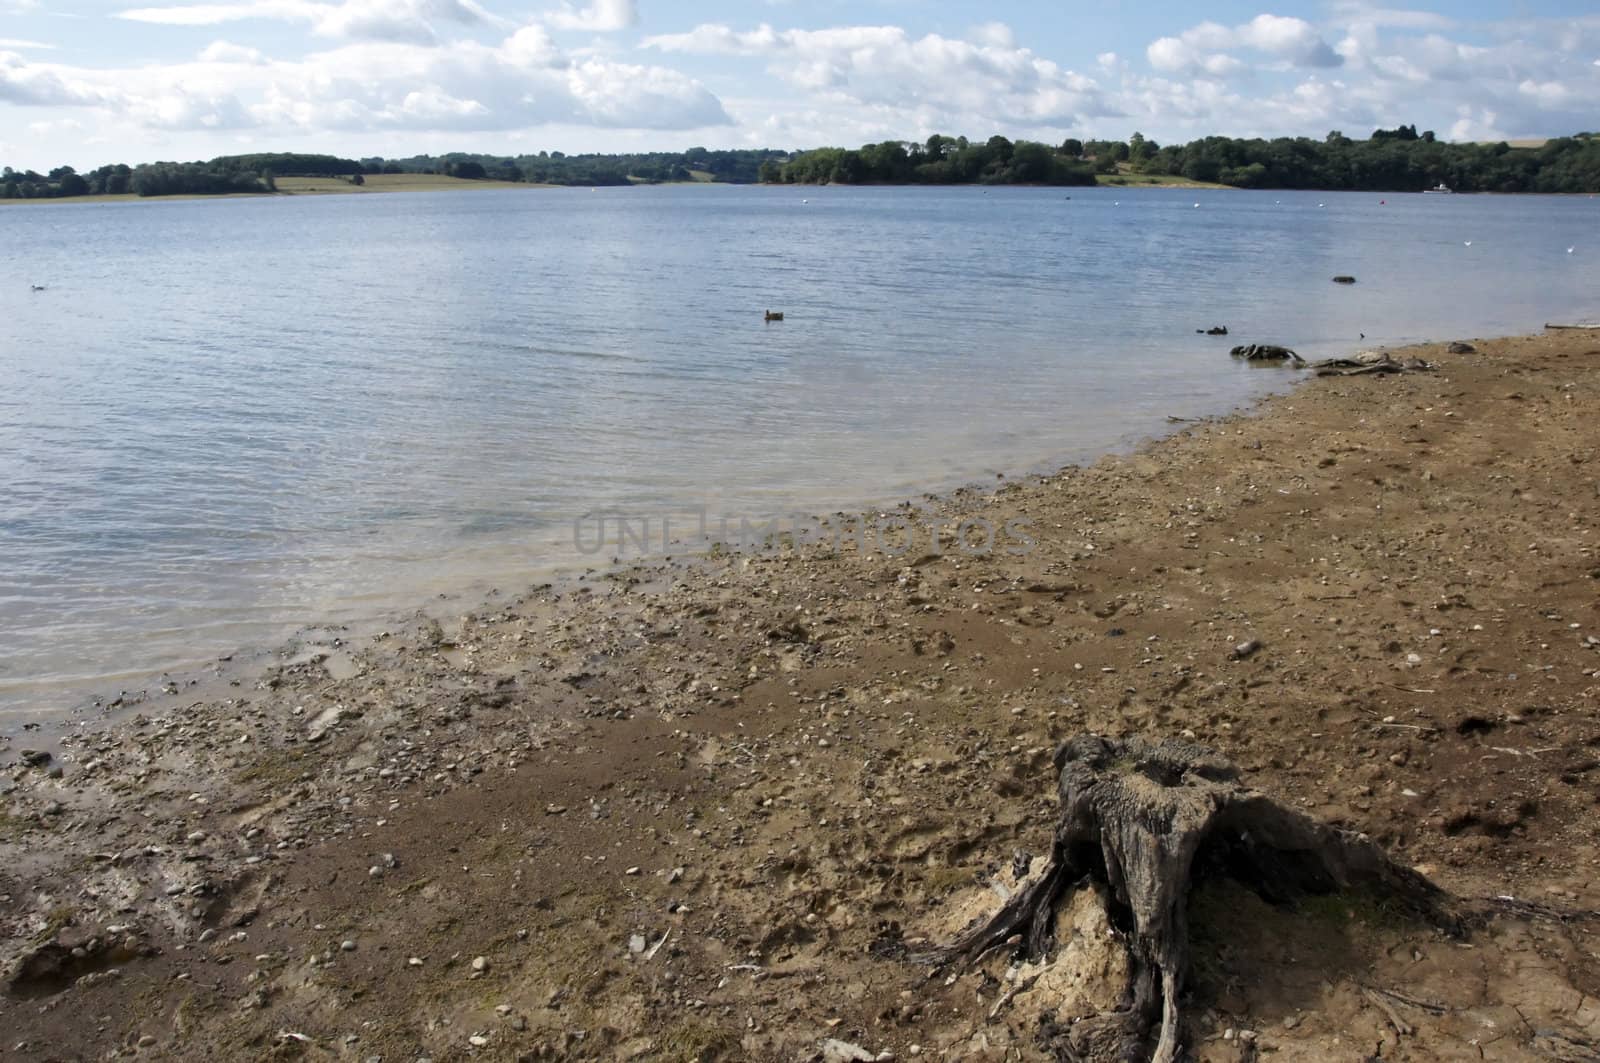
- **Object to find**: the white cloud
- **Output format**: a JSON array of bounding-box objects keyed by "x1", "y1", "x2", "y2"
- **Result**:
[
  {"x1": 0, "y1": 29, "x2": 730, "y2": 137},
  {"x1": 118, "y1": 0, "x2": 505, "y2": 45},
  {"x1": 197, "y1": 40, "x2": 265, "y2": 62},
  {"x1": 638, "y1": 11, "x2": 1600, "y2": 149},
  {"x1": 1146, "y1": 14, "x2": 1341, "y2": 76},
  {"x1": 1147, "y1": 36, "x2": 1242, "y2": 77},
  {"x1": 1133, "y1": 9, "x2": 1600, "y2": 142},
  {"x1": 120, "y1": 0, "x2": 299, "y2": 26},
  {"x1": 27, "y1": 116, "x2": 82, "y2": 134},
  {"x1": 968, "y1": 22, "x2": 1015, "y2": 49},
  {"x1": 8, "y1": 5, "x2": 1600, "y2": 168},
  {"x1": 1518, "y1": 78, "x2": 1573, "y2": 107},
  {"x1": 1237, "y1": 13, "x2": 1342, "y2": 65},
  {"x1": 643, "y1": 23, "x2": 775, "y2": 56},
  {"x1": 644, "y1": 23, "x2": 1116, "y2": 135},
  {"x1": 544, "y1": 0, "x2": 636, "y2": 32},
  {"x1": 0, "y1": 50, "x2": 108, "y2": 106},
  {"x1": 0, "y1": 37, "x2": 53, "y2": 49},
  {"x1": 1327, "y1": 3, "x2": 1457, "y2": 32},
  {"x1": 1448, "y1": 107, "x2": 1505, "y2": 142}
]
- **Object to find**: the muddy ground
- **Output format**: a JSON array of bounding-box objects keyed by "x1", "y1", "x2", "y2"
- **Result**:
[{"x1": 2, "y1": 329, "x2": 1599, "y2": 1061}]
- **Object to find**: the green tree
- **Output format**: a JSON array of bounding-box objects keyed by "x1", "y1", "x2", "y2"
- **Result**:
[
  {"x1": 1008, "y1": 141, "x2": 1054, "y2": 182},
  {"x1": 1128, "y1": 132, "x2": 1156, "y2": 167}
]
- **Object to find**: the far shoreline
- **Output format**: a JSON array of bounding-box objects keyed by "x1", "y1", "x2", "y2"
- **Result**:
[
  {"x1": 10, "y1": 177, "x2": 1595, "y2": 208},
  {"x1": 0, "y1": 174, "x2": 1227, "y2": 206},
  {"x1": 0, "y1": 172, "x2": 557, "y2": 206}
]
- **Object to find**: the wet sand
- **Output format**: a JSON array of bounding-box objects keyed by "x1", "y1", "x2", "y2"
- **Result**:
[{"x1": 3, "y1": 329, "x2": 1599, "y2": 1060}]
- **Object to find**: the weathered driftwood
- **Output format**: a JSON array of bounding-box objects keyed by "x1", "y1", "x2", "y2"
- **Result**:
[
  {"x1": 1311, "y1": 353, "x2": 1436, "y2": 377},
  {"x1": 1229, "y1": 344, "x2": 1304, "y2": 363},
  {"x1": 932, "y1": 736, "x2": 1455, "y2": 1063}
]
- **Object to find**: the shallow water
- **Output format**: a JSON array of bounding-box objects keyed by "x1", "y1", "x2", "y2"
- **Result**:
[{"x1": 1, "y1": 185, "x2": 1595, "y2": 720}]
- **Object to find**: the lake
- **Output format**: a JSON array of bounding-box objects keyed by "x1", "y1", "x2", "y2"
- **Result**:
[{"x1": 1, "y1": 184, "x2": 1595, "y2": 722}]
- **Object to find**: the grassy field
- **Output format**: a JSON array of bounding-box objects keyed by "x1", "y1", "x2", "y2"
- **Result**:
[
  {"x1": 1095, "y1": 170, "x2": 1232, "y2": 189},
  {"x1": 273, "y1": 173, "x2": 547, "y2": 194},
  {"x1": 4, "y1": 168, "x2": 1232, "y2": 206},
  {"x1": 631, "y1": 170, "x2": 720, "y2": 185}
]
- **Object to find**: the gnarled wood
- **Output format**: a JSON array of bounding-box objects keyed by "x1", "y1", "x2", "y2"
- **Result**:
[
  {"x1": 1229, "y1": 344, "x2": 1303, "y2": 363},
  {"x1": 934, "y1": 736, "x2": 1456, "y2": 1062}
]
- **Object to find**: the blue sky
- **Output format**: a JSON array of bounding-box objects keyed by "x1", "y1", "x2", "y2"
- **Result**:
[{"x1": 3, "y1": 0, "x2": 1598, "y2": 170}]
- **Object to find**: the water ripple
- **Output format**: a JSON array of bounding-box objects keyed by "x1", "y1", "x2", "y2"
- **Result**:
[{"x1": 1, "y1": 185, "x2": 1595, "y2": 715}]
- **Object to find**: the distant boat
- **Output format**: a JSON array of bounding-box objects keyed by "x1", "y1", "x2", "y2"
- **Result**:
[{"x1": 1423, "y1": 183, "x2": 1453, "y2": 194}]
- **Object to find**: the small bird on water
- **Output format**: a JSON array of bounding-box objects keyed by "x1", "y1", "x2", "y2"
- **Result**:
[{"x1": 30, "y1": 284, "x2": 45, "y2": 291}]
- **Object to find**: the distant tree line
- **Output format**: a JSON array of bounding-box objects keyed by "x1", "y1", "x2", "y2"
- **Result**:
[
  {"x1": 360, "y1": 146, "x2": 787, "y2": 186},
  {"x1": 8, "y1": 130, "x2": 1599, "y2": 200},
  {"x1": 1, "y1": 147, "x2": 790, "y2": 200},
  {"x1": 212, "y1": 152, "x2": 361, "y2": 178},
  {"x1": 763, "y1": 135, "x2": 1098, "y2": 186},
  {"x1": 1103, "y1": 128, "x2": 1600, "y2": 193},
  {"x1": 762, "y1": 128, "x2": 1600, "y2": 192},
  {"x1": 0, "y1": 153, "x2": 366, "y2": 199}
]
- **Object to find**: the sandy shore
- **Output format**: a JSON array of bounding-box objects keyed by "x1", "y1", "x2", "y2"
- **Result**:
[{"x1": 3, "y1": 328, "x2": 1598, "y2": 1060}]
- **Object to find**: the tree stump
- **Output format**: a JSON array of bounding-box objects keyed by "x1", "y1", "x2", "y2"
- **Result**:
[{"x1": 934, "y1": 736, "x2": 1456, "y2": 1062}]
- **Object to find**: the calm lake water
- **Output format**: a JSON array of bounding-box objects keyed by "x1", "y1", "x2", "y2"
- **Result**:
[{"x1": 1, "y1": 185, "x2": 1596, "y2": 721}]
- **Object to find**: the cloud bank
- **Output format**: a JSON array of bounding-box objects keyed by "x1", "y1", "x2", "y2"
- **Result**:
[
  {"x1": 2, "y1": 6, "x2": 1597, "y2": 169},
  {"x1": 1, "y1": 26, "x2": 728, "y2": 137}
]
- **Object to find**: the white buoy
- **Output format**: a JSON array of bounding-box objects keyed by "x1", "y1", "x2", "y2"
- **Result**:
[
  {"x1": 1464, "y1": 241, "x2": 1472, "y2": 247},
  {"x1": 1568, "y1": 246, "x2": 1576, "y2": 254}
]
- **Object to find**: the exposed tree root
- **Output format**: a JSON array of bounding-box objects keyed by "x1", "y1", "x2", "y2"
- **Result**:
[
  {"x1": 1309, "y1": 352, "x2": 1436, "y2": 376},
  {"x1": 930, "y1": 736, "x2": 1459, "y2": 1062}
]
